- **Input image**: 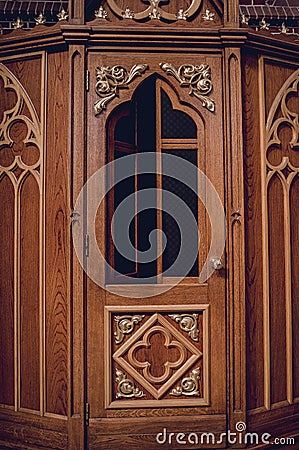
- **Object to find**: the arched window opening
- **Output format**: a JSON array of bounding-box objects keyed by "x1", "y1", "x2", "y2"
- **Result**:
[{"x1": 107, "y1": 76, "x2": 201, "y2": 283}]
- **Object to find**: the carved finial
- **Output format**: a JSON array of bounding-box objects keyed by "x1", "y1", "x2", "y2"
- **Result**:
[
  {"x1": 149, "y1": 0, "x2": 161, "y2": 19},
  {"x1": 202, "y1": 8, "x2": 214, "y2": 21},
  {"x1": 57, "y1": 8, "x2": 69, "y2": 21},
  {"x1": 149, "y1": 8, "x2": 160, "y2": 19},
  {"x1": 122, "y1": 7, "x2": 134, "y2": 19},
  {"x1": 35, "y1": 13, "x2": 46, "y2": 25},
  {"x1": 259, "y1": 18, "x2": 270, "y2": 30},
  {"x1": 240, "y1": 14, "x2": 249, "y2": 25},
  {"x1": 95, "y1": 5, "x2": 108, "y2": 19},
  {"x1": 12, "y1": 17, "x2": 24, "y2": 29},
  {"x1": 176, "y1": 8, "x2": 188, "y2": 20},
  {"x1": 280, "y1": 22, "x2": 289, "y2": 34}
]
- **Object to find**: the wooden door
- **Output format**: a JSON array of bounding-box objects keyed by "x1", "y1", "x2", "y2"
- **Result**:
[{"x1": 85, "y1": 53, "x2": 226, "y2": 449}]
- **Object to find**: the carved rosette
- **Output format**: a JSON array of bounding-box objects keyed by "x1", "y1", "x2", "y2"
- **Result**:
[
  {"x1": 159, "y1": 62, "x2": 215, "y2": 112},
  {"x1": 94, "y1": 64, "x2": 149, "y2": 115}
]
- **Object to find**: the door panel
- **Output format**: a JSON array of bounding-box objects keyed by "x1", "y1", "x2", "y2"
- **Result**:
[{"x1": 86, "y1": 52, "x2": 226, "y2": 448}]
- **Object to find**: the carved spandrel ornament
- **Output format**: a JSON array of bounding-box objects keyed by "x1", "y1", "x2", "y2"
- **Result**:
[
  {"x1": 170, "y1": 367, "x2": 201, "y2": 396},
  {"x1": 115, "y1": 369, "x2": 145, "y2": 398},
  {"x1": 160, "y1": 62, "x2": 215, "y2": 112},
  {"x1": 105, "y1": 0, "x2": 202, "y2": 22},
  {"x1": 94, "y1": 64, "x2": 149, "y2": 115},
  {"x1": 168, "y1": 313, "x2": 199, "y2": 341},
  {"x1": 114, "y1": 314, "x2": 145, "y2": 344}
]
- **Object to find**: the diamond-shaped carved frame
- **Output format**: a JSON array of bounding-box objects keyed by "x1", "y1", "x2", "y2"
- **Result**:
[
  {"x1": 104, "y1": 305, "x2": 209, "y2": 408},
  {"x1": 114, "y1": 313, "x2": 202, "y2": 398}
]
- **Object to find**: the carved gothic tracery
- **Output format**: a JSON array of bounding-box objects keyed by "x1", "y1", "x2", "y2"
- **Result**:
[
  {"x1": 0, "y1": 63, "x2": 42, "y2": 186},
  {"x1": 105, "y1": 0, "x2": 202, "y2": 22}
]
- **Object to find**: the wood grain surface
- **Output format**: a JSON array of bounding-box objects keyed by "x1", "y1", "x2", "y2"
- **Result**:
[{"x1": 45, "y1": 51, "x2": 69, "y2": 416}]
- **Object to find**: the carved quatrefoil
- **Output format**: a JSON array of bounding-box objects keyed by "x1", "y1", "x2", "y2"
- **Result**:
[{"x1": 113, "y1": 313, "x2": 202, "y2": 399}]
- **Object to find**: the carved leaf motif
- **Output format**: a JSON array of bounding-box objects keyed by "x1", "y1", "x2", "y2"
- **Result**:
[
  {"x1": 115, "y1": 368, "x2": 145, "y2": 398},
  {"x1": 170, "y1": 367, "x2": 201, "y2": 396},
  {"x1": 160, "y1": 62, "x2": 215, "y2": 112},
  {"x1": 168, "y1": 313, "x2": 199, "y2": 341},
  {"x1": 94, "y1": 64, "x2": 149, "y2": 115},
  {"x1": 114, "y1": 315, "x2": 145, "y2": 344}
]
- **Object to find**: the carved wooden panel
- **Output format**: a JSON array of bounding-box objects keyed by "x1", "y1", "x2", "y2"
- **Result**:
[
  {"x1": 0, "y1": 57, "x2": 43, "y2": 413},
  {"x1": 105, "y1": 305, "x2": 209, "y2": 408},
  {"x1": 244, "y1": 55, "x2": 299, "y2": 413},
  {"x1": 262, "y1": 60, "x2": 299, "y2": 408}
]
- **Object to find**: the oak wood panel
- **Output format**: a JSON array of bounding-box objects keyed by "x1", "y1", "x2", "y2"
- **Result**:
[
  {"x1": 290, "y1": 176, "x2": 299, "y2": 399},
  {"x1": 5, "y1": 57, "x2": 42, "y2": 119},
  {"x1": 247, "y1": 404, "x2": 299, "y2": 443},
  {"x1": 20, "y1": 173, "x2": 40, "y2": 411},
  {"x1": 45, "y1": 50, "x2": 69, "y2": 416},
  {"x1": 89, "y1": 414, "x2": 227, "y2": 449},
  {"x1": 87, "y1": 52, "x2": 226, "y2": 450},
  {"x1": 264, "y1": 60, "x2": 297, "y2": 119},
  {"x1": 0, "y1": 76, "x2": 16, "y2": 123},
  {"x1": 0, "y1": 409, "x2": 68, "y2": 449},
  {"x1": 268, "y1": 175, "x2": 287, "y2": 405},
  {"x1": 242, "y1": 50, "x2": 264, "y2": 411},
  {"x1": 0, "y1": 175, "x2": 14, "y2": 406}
]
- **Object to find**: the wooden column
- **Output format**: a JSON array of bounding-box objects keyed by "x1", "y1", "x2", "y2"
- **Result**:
[
  {"x1": 224, "y1": 0, "x2": 240, "y2": 28},
  {"x1": 69, "y1": 0, "x2": 85, "y2": 24},
  {"x1": 67, "y1": 44, "x2": 87, "y2": 450},
  {"x1": 223, "y1": 46, "x2": 247, "y2": 442}
]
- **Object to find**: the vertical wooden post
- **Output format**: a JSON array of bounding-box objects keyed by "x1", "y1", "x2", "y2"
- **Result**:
[
  {"x1": 224, "y1": 0, "x2": 240, "y2": 28},
  {"x1": 223, "y1": 46, "x2": 247, "y2": 444},
  {"x1": 69, "y1": 0, "x2": 85, "y2": 24},
  {"x1": 68, "y1": 44, "x2": 86, "y2": 450}
]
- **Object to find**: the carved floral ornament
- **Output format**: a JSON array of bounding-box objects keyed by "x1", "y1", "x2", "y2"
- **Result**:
[
  {"x1": 105, "y1": 0, "x2": 202, "y2": 22},
  {"x1": 94, "y1": 62, "x2": 214, "y2": 115}
]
